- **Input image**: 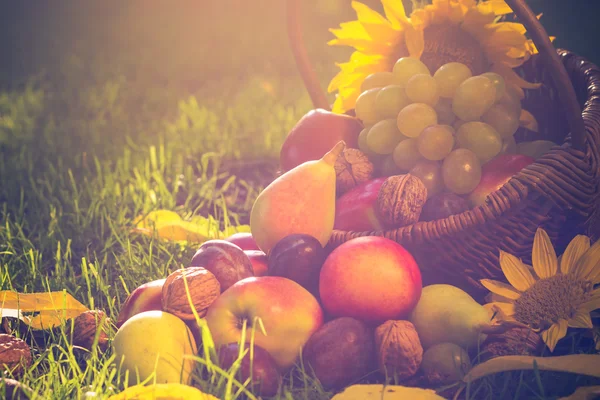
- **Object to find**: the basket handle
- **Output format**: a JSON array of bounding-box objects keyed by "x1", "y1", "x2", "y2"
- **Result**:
[{"x1": 286, "y1": 0, "x2": 586, "y2": 151}]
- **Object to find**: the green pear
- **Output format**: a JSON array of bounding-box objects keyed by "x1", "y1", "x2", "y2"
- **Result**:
[
  {"x1": 250, "y1": 141, "x2": 346, "y2": 255},
  {"x1": 409, "y1": 284, "x2": 492, "y2": 350}
]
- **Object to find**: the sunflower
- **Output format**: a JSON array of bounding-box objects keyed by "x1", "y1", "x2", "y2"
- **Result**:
[
  {"x1": 328, "y1": 0, "x2": 545, "y2": 113},
  {"x1": 482, "y1": 228, "x2": 600, "y2": 352}
]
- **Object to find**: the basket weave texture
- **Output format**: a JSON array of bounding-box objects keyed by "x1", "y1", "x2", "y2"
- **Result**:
[{"x1": 329, "y1": 50, "x2": 600, "y2": 299}]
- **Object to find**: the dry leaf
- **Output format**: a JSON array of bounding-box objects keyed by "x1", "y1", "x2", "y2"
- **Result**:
[
  {"x1": 330, "y1": 384, "x2": 445, "y2": 400},
  {"x1": 108, "y1": 383, "x2": 218, "y2": 400},
  {"x1": 559, "y1": 385, "x2": 600, "y2": 400},
  {"x1": 0, "y1": 291, "x2": 89, "y2": 329},
  {"x1": 463, "y1": 354, "x2": 600, "y2": 384}
]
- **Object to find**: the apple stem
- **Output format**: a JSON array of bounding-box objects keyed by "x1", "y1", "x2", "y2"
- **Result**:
[{"x1": 322, "y1": 141, "x2": 346, "y2": 165}]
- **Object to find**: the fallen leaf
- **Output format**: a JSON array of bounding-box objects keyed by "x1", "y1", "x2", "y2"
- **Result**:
[
  {"x1": 463, "y1": 354, "x2": 600, "y2": 384},
  {"x1": 559, "y1": 385, "x2": 600, "y2": 400},
  {"x1": 134, "y1": 210, "x2": 182, "y2": 229},
  {"x1": 0, "y1": 291, "x2": 89, "y2": 329},
  {"x1": 108, "y1": 383, "x2": 218, "y2": 400},
  {"x1": 330, "y1": 384, "x2": 446, "y2": 400}
]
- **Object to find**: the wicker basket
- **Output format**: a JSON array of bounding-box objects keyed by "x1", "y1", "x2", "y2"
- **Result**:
[{"x1": 287, "y1": 0, "x2": 600, "y2": 300}]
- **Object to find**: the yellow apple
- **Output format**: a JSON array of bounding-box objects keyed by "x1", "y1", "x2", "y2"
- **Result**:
[
  {"x1": 113, "y1": 310, "x2": 197, "y2": 385},
  {"x1": 205, "y1": 276, "x2": 323, "y2": 370}
]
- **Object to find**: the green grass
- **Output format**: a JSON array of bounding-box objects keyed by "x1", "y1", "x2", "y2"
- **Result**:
[{"x1": 0, "y1": 1, "x2": 599, "y2": 398}]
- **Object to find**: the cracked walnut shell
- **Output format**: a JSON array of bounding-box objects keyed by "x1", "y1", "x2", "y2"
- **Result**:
[
  {"x1": 335, "y1": 148, "x2": 374, "y2": 195},
  {"x1": 72, "y1": 310, "x2": 110, "y2": 352},
  {"x1": 375, "y1": 320, "x2": 423, "y2": 380},
  {"x1": 376, "y1": 174, "x2": 427, "y2": 228},
  {"x1": 0, "y1": 334, "x2": 32, "y2": 377},
  {"x1": 162, "y1": 267, "x2": 221, "y2": 321}
]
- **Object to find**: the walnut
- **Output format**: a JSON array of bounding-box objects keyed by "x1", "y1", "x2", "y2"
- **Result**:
[
  {"x1": 162, "y1": 267, "x2": 221, "y2": 321},
  {"x1": 0, "y1": 377, "x2": 34, "y2": 399},
  {"x1": 334, "y1": 148, "x2": 374, "y2": 195},
  {"x1": 374, "y1": 320, "x2": 423, "y2": 380},
  {"x1": 72, "y1": 310, "x2": 110, "y2": 352},
  {"x1": 480, "y1": 327, "x2": 544, "y2": 362},
  {"x1": 0, "y1": 334, "x2": 32, "y2": 377},
  {"x1": 376, "y1": 174, "x2": 427, "y2": 228}
]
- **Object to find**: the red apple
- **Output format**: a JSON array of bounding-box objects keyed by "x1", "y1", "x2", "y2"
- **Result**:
[
  {"x1": 205, "y1": 276, "x2": 324, "y2": 370},
  {"x1": 334, "y1": 178, "x2": 387, "y2": 232},
  {"x1": 468, "y1": 154, "x2": 535, "y2": 207},
  {"x1": 225, "y1": 232, "x2": 260, "y2": 251},
  {"x1": 319, "y1": 236, "x2": 422, "y2": 324},
  {"x1": 244, "y1": 250, "x2": 269, "y2": 276},
  {"x1": 280, "y1": 109, "x2": 362, "y2": 171},
  {"x1": 116, "y1": 279, "x2": 166, "y2": 327}
]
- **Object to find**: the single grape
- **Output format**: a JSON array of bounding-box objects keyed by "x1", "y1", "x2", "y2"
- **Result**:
[
  {"x1": 442, "y1": 149, "x2": 482, "y2": 194},
  {"x1": 417, "y1": 125, "x2": 455, "y2": 161},
  {"x1": 456, "y1": 121, "x2": 503, "y2": 163},
  {"x1": 355, "y1": 88, "x2": 381, "y2": 125},
  {"x1": 453, "y1": 119, "x2": 468, "y2": 132},
  {"x1": 410, "y1": 160, "x2": 445, "y2": 196},
  {"x1": 377, "y1": 155, "x2": 405, "y2": 176},
  {"x1": 358, "y1": 127, "x2": 387, "y2": 163},
  {"x1": 452, "y1": 76, "x2": 496, "y2": 121},
  {"x1": 434, "y1": 97, "x2": 456, "y2": 125},
  {"x1": 361, "y1": 71, "x2": 395, "y2": 92},
  {"x1": 375, "y1": 85, "x2": 411, "y2": 120},
  {"x1": 406, "y1": 74, "x2": 439, "y2": 106},
  {"x1": 393, "y1": 138, "x2": 424, "y2": 171},
  {"x1": 397, "y1": 103, "x2": 438, "y2": 138},
  {"x1": 480, "y1": 72, "x2": 506, "y2": 102},
  {"x1": 482, "y1": 103, "x2": 520, "y2": 138},
  {"x1": 501, "y1": 134, "x2": 517, "y2": 154},
  {"x1": 497, "y1": 83, "x2": 523, "y2": 115},
  {"x1": 367, "y1": 119, "x2": 406, "y2": 154},
  {"x1": 433, "y1": 62, "x2": 473, "y2": 98},
  {"x1": 392, "y1": 57, "x2": 431, "y2": 87}
]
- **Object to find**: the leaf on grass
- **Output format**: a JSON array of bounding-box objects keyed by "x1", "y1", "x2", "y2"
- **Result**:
[
  {"x1": 330, "y1": 384, "x2": 445, "y2": 400},
  {"x1": 108, "y1": 383, "x2": 218, "y2": 400},
  {"x1": 463, "y1": 354, "x2": 600, "y2": 384},
  {"x1": 0, "y1": 291, "x2": 89, "y2": 329},
  {"x1": 559, "y1": 385, "x2": 600, "y2": 400}
]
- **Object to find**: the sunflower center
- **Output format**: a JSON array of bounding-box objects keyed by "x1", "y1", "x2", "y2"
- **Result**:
[{"x1": 513, "y1": 274, "x2": 594, "y2": 330}]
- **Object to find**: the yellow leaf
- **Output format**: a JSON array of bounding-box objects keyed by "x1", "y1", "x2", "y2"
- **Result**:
[
  {"x1": 0, "y1": 291, "x2": 89, "y2": 329},
  {"x1": 331, "y1": 384, "x2": 446, "y2": 400},
  {"x1": 463, "y1": 354, "x2": 600, "y2": 384},
  {"x1": 108, "y1": 383, "x2": 218, "y2": 400},
  {"x1": 134, "y1": 210, "x2": 182, "y2": 230}
]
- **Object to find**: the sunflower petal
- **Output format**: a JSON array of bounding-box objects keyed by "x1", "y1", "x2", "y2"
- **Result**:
[
  {"x1": 485, "y1": 292, "x2": 516, "y2": 304},
  {"x1": 581, "y1": 289, "x2": 600, "y2": 313},
  {"x1": 488, "y1": 0, "x2": 514, "y2": 15},
  {"x1": 531, "y1": 228, "x2": 558, "y2": 279},
  {"x1": 402, "y1": 24, "x2": 425, "y2": 59},
  {"x1": 480, "y1": 279, "x2": 522, "y2": 300},
  {"x1": 568, "y1": 310, "x2": 593, "y2": 329},
  {"x1": 486, "y1": 302, "x2": 516, "y2": 320},
  {"x1": 561, "y1": 234, "x2": 591, "y2": 275},
  {"x1": 572, "y1": 239, "x2": 600, "y2": 283},
  {"x1": 351, "y1": 2, "x2": 399, "y2": 42},
  {"x1": 499, "y1": 250, "x2": 536, "y2": 292},
  {"x1": 541, "y1": 319, "x2": 568, "y2": 352},
  {"x1": 381, "y1": 0, "x2": 409, "y2": 29},
  {"x1": 492, "y1": 64, "x2": 542, "y2": 89}
]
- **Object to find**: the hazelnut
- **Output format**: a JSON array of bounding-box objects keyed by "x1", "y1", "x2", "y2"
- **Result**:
[
  {"x1": 374, "y1": 320, "x2": 423, "y2": 380},
  {"x1": 162, "y1": 267, "x2": 221, "y2": 321},
  {"x1": 376, "y1": 174, "x2": 427, "y2": 228},
  {"x1": 71, "y1": 310, "x2": 110, "y2": 352},
  {"x1": 335, "y1": 148, "x2": 374, "y2": 195},
  {"x1": 0, "y1": 334, "x2": 32, "y2": 377}
]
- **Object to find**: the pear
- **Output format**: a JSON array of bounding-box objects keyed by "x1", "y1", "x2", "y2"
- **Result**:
[
  {"x1": 409, "y1": 284, "x2": 492, "y2": 350},
  {"x1": 250, "y1": 141, "x2": 345, "y2": 255}
]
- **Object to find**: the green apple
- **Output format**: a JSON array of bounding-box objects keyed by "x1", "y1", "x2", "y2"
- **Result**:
[
  {"x1": 113, "y1": 310, "x2": 197, "y2": 385},
  {"x1": 205, "y1": 276, "x2": 323, "y2": 370}
]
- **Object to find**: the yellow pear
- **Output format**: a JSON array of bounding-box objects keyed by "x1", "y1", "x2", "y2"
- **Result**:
[{"x1": 250, "y1": 141, "x2": 346, "y2": 255}]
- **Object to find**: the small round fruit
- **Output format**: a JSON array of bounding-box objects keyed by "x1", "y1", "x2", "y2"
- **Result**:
[
  {"x1": 268, "y1": 234, "x2": 325, "y2": 295},
  {"x1": 409, "y1": 160, "x2": 445, "y2": 196},
  {"x1": 113, "y1": 311, "x2": 197, "y2": 385},
  {"x1": 433, "y1": 62, "x2": 473, "y2": 98},
  {"x1": 319, "y1": 236, "x2": 422, "y2": 324},
  {"x1": 367, "y1": 119, "x2": 406, "y2": 154},
  {"x1": 361, "y1": 71, "x2": 395, "y2": 92},
  {"x1": 393, "y1": 138, "x2": 424, "y2": 172},
  {"x1": 405, "y1": 74, "x2": 439, "y2": 106},
  {"x1": 480, "y1": 72, "x2": 506, "y2": 102},
  {"x1": 393, "y1": 57, "x2": 431, "y2": 86},
  {"x1": 452, "y1": 76, "x2": 496, "y2": 121},
  {"x1": 417, "y1": 125, "x2": 455, "y2": 161},
  {"x1": 442, "y1": 149, "x2": 482, "y2": 195},
  {"x1": 482, "y1": 103, "x2": 520, "y2": 138},
  {"x1": 421, "y1": 342, "x2": 472, "y2": 385},
  {"x1": 397, "y1": 103, "x2": 438, "y2": 138},
  {"x1": 420, "y1": 192, "x2": 470, "y2": 221},
  {"x1": 358, "y1": 127, "x2": 380, "y2": 159},
  {"x1": 355, "y1": 88, "x2": 381, "y2": 125},
  {"x1": 456, "y1": 121, "x2": 503, "y2": 163},
  {"x1": 375, "y1": 85, "x2": 411, "y2": 120}
]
